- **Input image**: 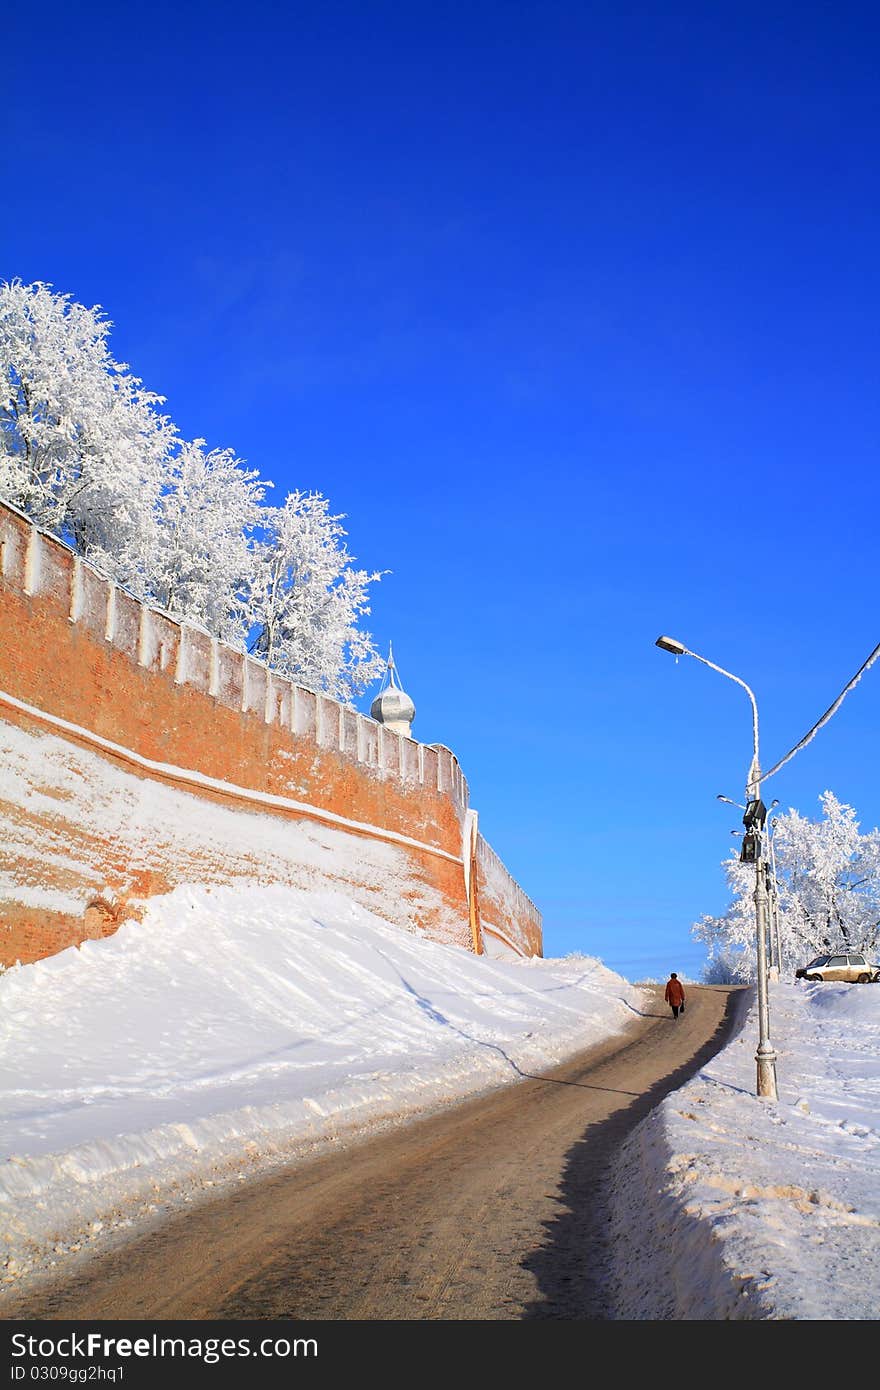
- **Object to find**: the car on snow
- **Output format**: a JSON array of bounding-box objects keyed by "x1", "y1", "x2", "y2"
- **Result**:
[{"x1": 795, "y1": 952, "x2": 880, "y2": 984}]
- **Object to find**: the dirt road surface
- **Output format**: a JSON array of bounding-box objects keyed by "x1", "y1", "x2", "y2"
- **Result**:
[{"x1": 2, "y1": 984, "x2": 743, "y2": 1320}]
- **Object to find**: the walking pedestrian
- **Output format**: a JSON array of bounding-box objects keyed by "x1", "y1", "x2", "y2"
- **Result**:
[{"x1": 665, "y1": 972, "x2": 685, "y2": 1019}]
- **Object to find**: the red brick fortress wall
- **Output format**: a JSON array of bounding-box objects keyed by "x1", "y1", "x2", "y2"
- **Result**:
[
  {"x1": 0, "y1": 503, "x2": 543, "y2": 965},
  {"x1": 476, "y1": 834, "x2": 543, "y2": 959}
]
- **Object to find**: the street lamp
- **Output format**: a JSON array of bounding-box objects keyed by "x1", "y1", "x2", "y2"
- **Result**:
[
  {"x1": 656, "y1": 636, "x2": 778, "y2": 1099},
  {"x1": 716, "y1": 794, "x2": 778, "y2": 813}
]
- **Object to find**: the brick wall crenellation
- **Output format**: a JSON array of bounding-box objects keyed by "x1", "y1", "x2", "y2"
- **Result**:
[{"x1": 0, "y1": 505, "x2": 469, "y2": 827}]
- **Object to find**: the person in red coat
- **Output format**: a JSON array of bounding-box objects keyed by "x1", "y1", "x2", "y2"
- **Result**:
[{"x1": 665, "y1": 973, "x2": 686, "y2": 1019}]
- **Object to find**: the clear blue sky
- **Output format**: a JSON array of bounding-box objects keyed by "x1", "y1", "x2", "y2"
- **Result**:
[{"x1": 5, "y1": 2, "x2": 880, "y2": 978}]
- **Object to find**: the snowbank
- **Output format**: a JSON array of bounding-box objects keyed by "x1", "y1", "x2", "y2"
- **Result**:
[
  {"x1": 606, "y1": 981, "x2": 880, "y2": 1319},
  {"x1": 0, "y1": 883, "x2": 644, "y2": 1284}
]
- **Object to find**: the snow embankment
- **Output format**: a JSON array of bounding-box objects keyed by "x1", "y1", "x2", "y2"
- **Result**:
[
  {"x1": 606, "y1": 980, "x2": 880, "y2": 1319},
  {"x1": 0, "y1": 883, "x2": 645, "y2": 1285}
]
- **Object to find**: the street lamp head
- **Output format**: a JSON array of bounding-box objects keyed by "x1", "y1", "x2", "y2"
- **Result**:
[{"x1": 655, "y1": 635, "x2": 687, "y2": 656}]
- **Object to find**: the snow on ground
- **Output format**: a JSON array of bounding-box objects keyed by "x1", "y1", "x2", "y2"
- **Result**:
[
  {"x1": 607, "y1": 981, "x2": 880, "y2": 1319},
  {"x1": 0, "y1": 882, "x2": 644, "y2": 1286},
  {"x1": 1, "y1": 883, "x2": 878, "y2": 1318}
]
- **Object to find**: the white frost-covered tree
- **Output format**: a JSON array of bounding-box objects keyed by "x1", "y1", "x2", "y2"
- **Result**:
[
  {"x1": 694, "y1": 792, "x2": 880, "y2": 981},
  {"x1": 247, "y1": 492, "x2": 385, "y2": 701},
  {"x1": 1, "y1": 279, "x2": 388, "y2": 702},
  {"x1": 0, "y1": 279, "x2": 172, "y2": 590},
  {"x1": 772, "y1": 793, "x2": 880, "y2": 959},
  {"x1": 145, "y1": 439, "x2": 267, "y2": 646}
]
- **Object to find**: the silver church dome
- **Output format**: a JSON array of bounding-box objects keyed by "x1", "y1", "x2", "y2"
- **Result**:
[{"x1": 370, "y1": 644, "x2": 415, "y2": 737}]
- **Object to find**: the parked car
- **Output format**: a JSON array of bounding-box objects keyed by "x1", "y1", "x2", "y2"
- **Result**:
[{"x1": 795, "y1": 952, "x2": 880, "y2": 983}]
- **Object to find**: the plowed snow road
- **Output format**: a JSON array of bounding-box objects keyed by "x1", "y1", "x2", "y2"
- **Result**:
[{"x1": 3, "y1": 984, "x2": 743, "y2": 1320}]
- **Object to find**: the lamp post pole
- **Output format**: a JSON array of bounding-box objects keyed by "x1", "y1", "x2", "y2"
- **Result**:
[
  {"x1": 752, "y1": 831, "x2": 776, "y2": 1097},
  {"x1": 767, "y1": 817, "x2": 782, "y2": 974},
  {"x1": 656, "y1": 636, "x2": 778, "y2": 1100}
]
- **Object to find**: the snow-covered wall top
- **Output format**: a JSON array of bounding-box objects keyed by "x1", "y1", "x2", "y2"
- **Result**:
[{"x1": 0, "y1": 501, "x2": 542, "y2": 964}]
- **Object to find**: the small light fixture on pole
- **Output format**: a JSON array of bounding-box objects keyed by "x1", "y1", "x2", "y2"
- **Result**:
[
  {"x1": 718, "y1": 794, "x2": 782, "y2": 971},
  {"x1": 656, "y1": 635, "x2": 778, "y2": 1100}
]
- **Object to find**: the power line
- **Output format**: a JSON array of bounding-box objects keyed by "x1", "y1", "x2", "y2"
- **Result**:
[{"x1": 761, "y1": 638, "x2": 880, "y2": 786}]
